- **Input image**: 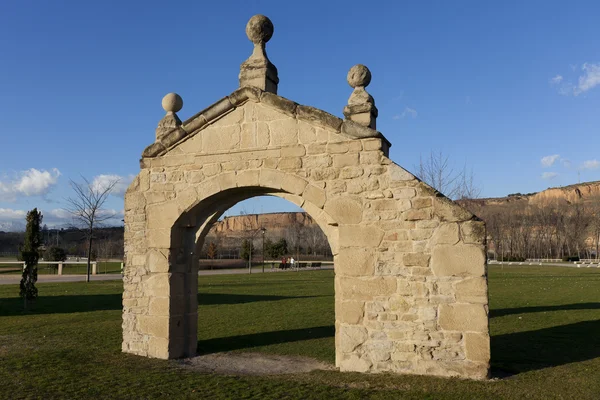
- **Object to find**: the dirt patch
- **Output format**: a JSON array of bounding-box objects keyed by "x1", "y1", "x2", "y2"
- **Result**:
[{"x1": 178, "y1": 352, "x2": 335, "y2": 376}]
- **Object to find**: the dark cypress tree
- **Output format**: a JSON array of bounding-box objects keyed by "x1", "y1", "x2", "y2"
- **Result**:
[{"x1": 20, "y1": 208, "x2": 42, "y2": 309}]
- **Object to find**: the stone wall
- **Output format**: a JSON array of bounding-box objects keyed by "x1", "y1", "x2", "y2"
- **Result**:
[{"x1": 123, "y1": 91, "x2": 489, "y2": 379}]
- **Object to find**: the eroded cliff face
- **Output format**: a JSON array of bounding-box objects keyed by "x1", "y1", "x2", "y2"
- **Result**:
[
  {"x1": 529, "y1": 181, "x2": 600, "y2": 204},
  {"x1": 460, "y1": 181, "x2": 600, "y2": 208},
  {"x1": 212, "y1": 212, "x2": 315, "y2": 236}
]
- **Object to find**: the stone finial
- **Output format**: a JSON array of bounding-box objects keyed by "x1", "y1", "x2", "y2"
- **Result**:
[
  {"x1": 156, "y1": 93, "x2": 183, "y2": 140},
  {"x1": 239, "y1": 15, "x2": 279, "y2": 94},
  {"x1": 343, "y1": 64, "x2": 378, "y2": 129}
]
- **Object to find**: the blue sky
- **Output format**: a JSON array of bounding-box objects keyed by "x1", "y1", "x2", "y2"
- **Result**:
[{"x1": 1, "y1": 1, "x2": 599, "y2": 230}]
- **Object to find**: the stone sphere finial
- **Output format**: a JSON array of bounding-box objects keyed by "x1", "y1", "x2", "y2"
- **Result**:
[
  {"x1": 246, "y1": 15, "x2": 274, "y2": 44},
  {"x1": 347, "y1": 64, "x2": 372, "y2": 88},
  {"x1": 161, "y1": 93, "x2": 183, "y2": 113}
]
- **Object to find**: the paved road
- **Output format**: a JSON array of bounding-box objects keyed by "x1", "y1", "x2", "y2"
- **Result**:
[{"x1": 0, "y1": 266, "x2": 334, "y2": 285}]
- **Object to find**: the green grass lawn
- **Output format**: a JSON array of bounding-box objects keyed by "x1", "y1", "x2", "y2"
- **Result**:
[{"x1": 0, "y1": 266, "x2": 599, "y2": 399}]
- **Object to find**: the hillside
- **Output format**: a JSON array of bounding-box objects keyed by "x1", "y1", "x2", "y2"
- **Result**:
[{"x1": 460, "y1": 180, "x2": 600, "y2": 208}]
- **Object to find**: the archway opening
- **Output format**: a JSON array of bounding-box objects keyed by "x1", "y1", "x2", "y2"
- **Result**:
[{"x1": 171, "y1": 190, "x2": 336, "y2": 367}]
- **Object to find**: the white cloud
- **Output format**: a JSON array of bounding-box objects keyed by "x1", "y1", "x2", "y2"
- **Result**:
[
  {"x1": 91, "y1": 174, "x2": 134, "y2": 196},
  {"x1": 541, "y1": 154, "x2": 560, "y2": 167},
  {"x1": 575, "y1": 63, "x2": 600, "y2": 95},
  {"x1": 542, "y1": 172, "x2": 558, "y2": 180},
  {"x1": 401, "y1": 107, "x2": 418, "y2": 119},
  {"x1": 0, "y1": 208, "x2": 27, "y2": 220},
  {"x1": 0, "y1": 168, "x2": 61, "y2": 201},
  {"x1": 50, "y1": 209, "x2": 71, "y2": 219},
  {"x1": 581, "y1": 159, "x2": 600, "y2": 170},
  {"x1": 393, "y1": 107, "x2": 418, "y2": 120},
  {"x1": 550, "y1": 75, "x2": 563, "y2": 84}
]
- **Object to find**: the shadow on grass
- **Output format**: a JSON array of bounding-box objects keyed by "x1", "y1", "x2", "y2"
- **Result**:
[
  {"x1": 198, "y1": 293, "x2": 325, "y2": 305},
  {"x1": 491, "y1": 303, "x2": 600, "y2": 318},
  {"x1": 197, "y1": 325, "x2": 334, "y2": 355},
  {"x1": 0, "y1": 294, "x2": 122, "y2": 316},
  {"x1": 492, "y1": 319, "x2": 600, "y2": 374}
]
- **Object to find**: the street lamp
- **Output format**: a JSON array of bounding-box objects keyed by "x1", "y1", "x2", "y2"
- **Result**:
[{"x1": 261, "y1": 227, "x2": 266, "y2": 273}]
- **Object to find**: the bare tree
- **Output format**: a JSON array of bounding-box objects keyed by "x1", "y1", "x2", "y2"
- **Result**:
[
  {"x1": 415, "y1": 150, "x2": 482, "y2": 200},
  {"x1": 65, "y1": 176, "x2": 120, "y2": 282}
]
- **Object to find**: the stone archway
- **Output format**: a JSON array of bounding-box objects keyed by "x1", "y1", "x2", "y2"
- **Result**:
[{"x1": 123, "y1": 15, "x2": 489, "y2": 379}]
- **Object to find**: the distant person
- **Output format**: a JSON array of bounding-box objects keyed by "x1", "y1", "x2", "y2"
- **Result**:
[
  {"x1": 290, "y1": 257, "x2": 295, "y2": 268},
  {"x1": 281, "y1": 257, "x2": 287, "y2": 269}
]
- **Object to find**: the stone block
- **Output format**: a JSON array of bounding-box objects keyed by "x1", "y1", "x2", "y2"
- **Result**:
[
  {"x1": 359, "y1": 151, "x2": 381, "y2": 165},
  {"x1": 433, "y1": 196, "x2": 473, "y2": 222},
  {"x1": 438, "y1": 304, "x2": 488, "y2": 332},
  {"x1": 146, "y1": 203, "x2": 180, "y2": 230},
  {"x1": 339, "y1": 225, "x2": 384, "y2": 248},
  {"x1": 338, "y1": 354, "x2": 372, "y2": 372},
  {"x1": 324, "y1": 196, "x2": 363, "y2": 224},
  {"x1": 388, "y1": 163, "x2": 415, "y2": 182},
  {"x1": 147, "y1": 248, "x2": 169, "y2": 273},
  {"x1": 333, "y1": 153, "x2": 359, "y2": 168},
  {"x1": 147, "y1": 336, "x2": 170, "y2": 359},
  {"x1": 298, "y1": 121, "x2": 316, "y2": 144},
  {"x1": 236, "y1": 169, "x2": 260, "y2": 187},
  {"x1": 362, "y1": 138, "x2": 382, "y2": 151},
  {"x1": 404, "y1": 209, "x2": 433, "y2": 221},
  {"x1": 460, "y1": 220, "x2": 485, "y2": 245},
  {"x1": 412, "y1": 197, "x2": 432, "y2": 209},
  {"x1": 327, "y1": 142, "x2": 349, "y2": 154},
  {"x1": 281, "y1": 174, "x2": 308, "y2": 195},
  {"x1": 431, "y1": 244, "x2": 486, "y2": 277},
  {"x1": 337, "y1": 248, "x2": 376, "y2": 276},
  {"x1": 281, "y1": 145, "x2": 306, "y2": 157},
  {"x1": 392, "y1": 188, "x2": 416, "y2": 199},
  {"x1": 303, "y1": 185, "x2": 326, "y2": 208},
  {"x1": 336, "y1": 301, "x2": 365, "y2": 324},
  {"x1": 338, "y1": 325, "x2": 368, "y2": 353},
  {"x1": 202, "y1": 125, "x2": 241, "y2": 152},
  {"x1": 259, "y1": 169, "x2": 284, "y2": 190},
  {"x1": 138, "y1": 315, "x2": 169, "y2": 339},
  {"x1": 403, "y1": 253, "x2": 430, "y2": 267},
  {"x1": 297, "y1": 105, "x2": 342, "y2": 131},
  {"x1": 340, "y1": 166, "x2": 364, "y2": 179},
  {"x1": 278, "y1": 157, "x2": 302, "y2": 170},
  {"x1": 269, "y1": 119, "x2": 299, "y2": 146},
  {"x1": 339, "y1": 277, "x2": 397, "y2": 301},
  {"x1": 455, "y1": 277, "x2": 488, "y2": 304},
  {"x1": 464, "y1": 332, "x2": 490, "y2": 363},
  {"x1": 432, "y1": 223, "x2": 459, "y2": 245}
]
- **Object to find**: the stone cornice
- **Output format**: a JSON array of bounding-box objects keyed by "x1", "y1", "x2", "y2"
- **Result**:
[{"x1": 142, "y1": 87, "x2": 392, "y2": 159}]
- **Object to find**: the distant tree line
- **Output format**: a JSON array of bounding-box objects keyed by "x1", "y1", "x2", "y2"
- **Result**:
[{"x1": 464, "y1": 198, "x2": 600, "y2": 261}]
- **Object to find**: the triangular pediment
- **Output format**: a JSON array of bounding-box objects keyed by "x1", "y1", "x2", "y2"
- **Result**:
[{"x1": 141, "y1": 87, "x2": 391, "y2": 159}]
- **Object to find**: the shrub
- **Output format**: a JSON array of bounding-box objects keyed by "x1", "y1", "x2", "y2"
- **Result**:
[
  {"x1": 562, "y1": 256, "x2": 580, "y2": 262},
  {"x1": 44, "y1": 246, "x2": 67, "y2": 262}
]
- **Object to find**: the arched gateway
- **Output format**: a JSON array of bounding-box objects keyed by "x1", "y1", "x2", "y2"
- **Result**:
[{"x1": 123, "y1": 15, "x2": 489, "y2": 379}]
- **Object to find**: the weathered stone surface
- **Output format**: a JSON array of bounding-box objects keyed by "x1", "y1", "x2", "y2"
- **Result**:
[
  {"x1": 339, "y1": 325, "x2": 368, "y2": 353},
  {"x1": 339, "y1": 225, "x2": 384, "y2": 248},
  {"x1": 336, "y1": 301, "x2": 365, "y2": 324},
  {"x1": 455, "y1": 277, "x2": 488, "y2": 304},
  {"x1": 431, "y1": 244, "x2": 486, "y2": 277},
  {"x1": 464, "y1": 332, "x2": 490, "y2": 363},
  {"x1": 431, "y1": 223, "x2": 459, "y2": 245},
  {"x1": 433, "y1": 196, "x2": 473, "y2": 222},
  {"x1": 460, "y1": 220, "x2": 485, "y2": 245},
  {"x1": 438, "y1": 304, "x2": 488, "y2": 332},
  {"x1": 324, "y1": 197, "x2": 363, "y2": 224},
  {"x1": 337, "y1": 248, "x2": 376, "y2": 276}
]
